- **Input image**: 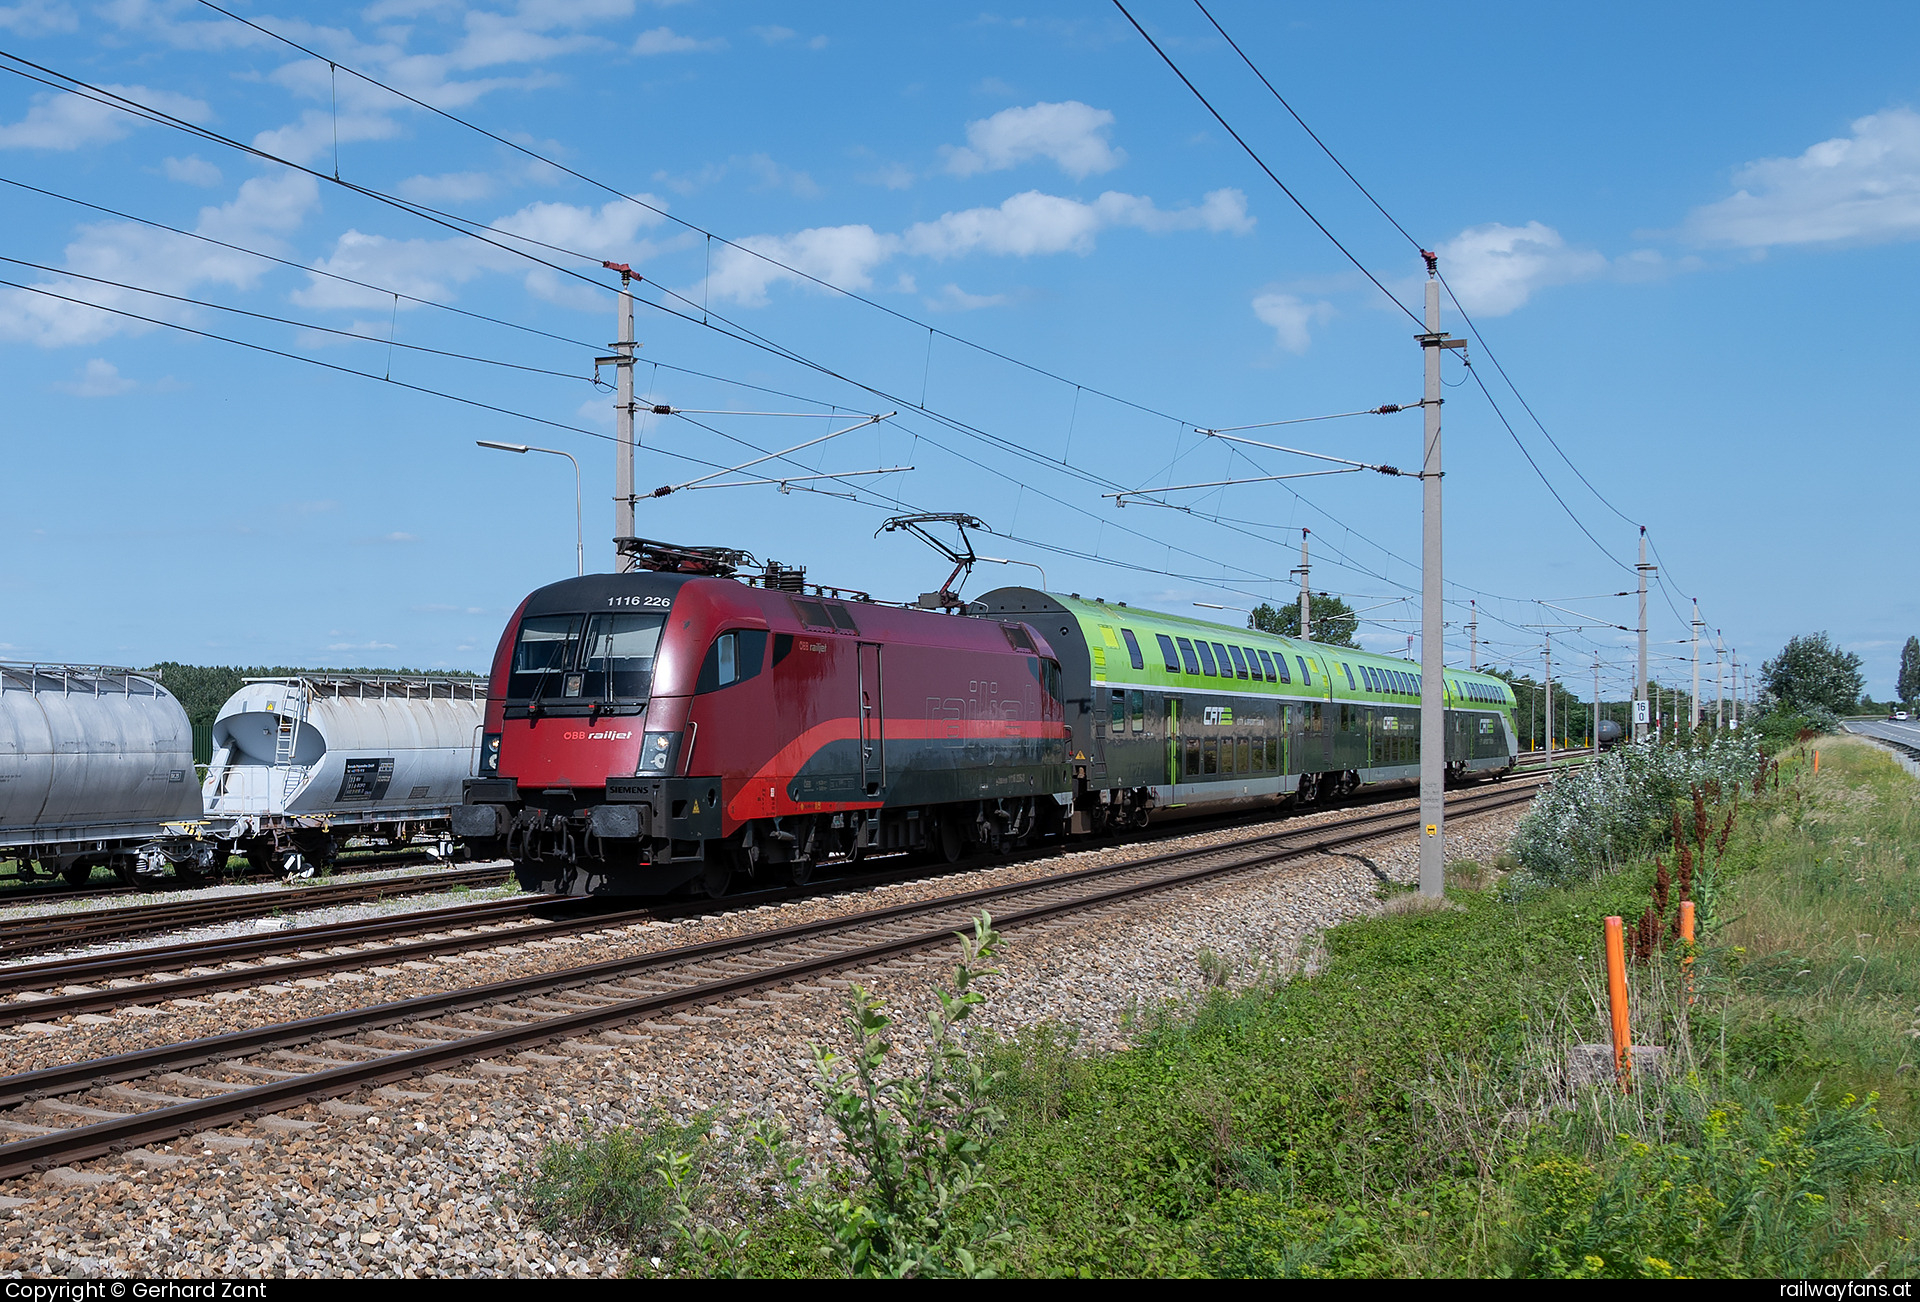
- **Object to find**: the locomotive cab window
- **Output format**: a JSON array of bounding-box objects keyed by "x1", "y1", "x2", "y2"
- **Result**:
[
  {"x1": 508, "y1": 615, "x2": 584, "y2": 699},
  {"x1": 579, "y1": 613, "x2": 667, "y2": 699},
  {"x1": 696, "y1": 629, "x2": 770, "y2": 694}
]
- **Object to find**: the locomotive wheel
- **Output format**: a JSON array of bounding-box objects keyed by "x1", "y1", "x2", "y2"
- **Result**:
[
  {"x1": 697, "y1": 855, "x2": 733, "y2": 899},
  {"x1": 936, "y1": 816, "x2": 965, "y2": 865},
  {"x1": 788, "y1": 856, "x2": 815, "y2": 887}
]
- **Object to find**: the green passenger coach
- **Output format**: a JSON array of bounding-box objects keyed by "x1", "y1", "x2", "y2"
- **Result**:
[{"x1": 975, "y1": 587, "x2": 1519, "y2": 834}]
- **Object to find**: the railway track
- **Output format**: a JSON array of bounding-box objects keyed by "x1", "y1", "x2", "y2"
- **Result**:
[
  {"x1": 0, "y1": 774, "x2": 1557, "y2": 1023},
  {"x1": 0, "y1": 780, "x2": 1539, "y2": 1180},
  {"x1": 0, "y1": 864, "x2": 512, "y2": 958},
  {"x1": 0, "y1": 849, "x2": 459, "y2": 904}
]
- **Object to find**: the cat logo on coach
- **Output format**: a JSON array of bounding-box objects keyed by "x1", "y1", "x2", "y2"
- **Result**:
[{"x1": 562, "y1": 730, "x2": 635, "y2": 741}]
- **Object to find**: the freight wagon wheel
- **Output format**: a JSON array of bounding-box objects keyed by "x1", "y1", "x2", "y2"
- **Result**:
[
  {"x1": 245, "y1": 843, "x2": 275, "y2": 875},
  {"x1": 59, "y1": 864, "x2": 92, "y2": 888}
]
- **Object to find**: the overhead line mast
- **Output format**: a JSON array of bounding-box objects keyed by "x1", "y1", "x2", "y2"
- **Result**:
[{"x1": 1418, "y1": 254, "x2": 1467, "y2": 900}]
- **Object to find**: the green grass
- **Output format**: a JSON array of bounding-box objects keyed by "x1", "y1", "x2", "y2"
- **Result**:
[{"x1": 532, "y1": 738, "x2": 1920, "y2": 1276}]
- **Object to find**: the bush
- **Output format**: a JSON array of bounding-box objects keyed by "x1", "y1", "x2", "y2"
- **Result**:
[{"x1": 1511, "y1": 731, "x2": 1760, "y2": 885}]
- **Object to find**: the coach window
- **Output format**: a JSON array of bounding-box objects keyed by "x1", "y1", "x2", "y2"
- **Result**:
[
  {"x1": 1211, "y1": 643, "x2": 1236, "y2": 679},
  {"x1": 1157, "y1": 633, "x2": 1182, "y2": 672},
  {"x1": 1227, "y1": 645, "x2": 1250, "y2": 679},
  {"x1": 1121, "y1": 628, "x2": 1146, "y2": 670},
  {"x1": 1110, "y1": 689, "x2": 1126, "y2": 729},
  {"x1": 1185, "y1": 734, "x2": 1201, "y2": 777},
  {"x1": 1203, "y1": 736, "x2": 1218, "y2": 775},
  {"x1": 1265, "y1": 650, "x2": 1290, "y2": 684},
  {"x1": 1343, "y1": 663, "x2": 1356, "y2": 690},
  {"x1": 1241, "y1": 648, "x2": 1263, "y2": 682},
  {"x1": 1296, "y1": 655, "x2": 1313, "y2": 686},
  {"x1": 1195, "y1": 641, "x2": 1218, "y2": 676},
  {"x1": 1238, "y1": 736, "x2": 1252, "y2": 772},
  {"x1": 1128, "y1": 690, "x2": 1145, "y2": 732},
  {"x1": 1175, "y1": 637, "x2": 1202, "y2": 675},
  {"x1": 696, "y1": 629, "x2": 769, "y2": 693}
]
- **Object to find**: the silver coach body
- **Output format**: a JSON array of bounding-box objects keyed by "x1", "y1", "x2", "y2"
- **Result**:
[
  {"x1": 202, "y1": 676, "x2": 484, "y2": 838},
  {"x1": 0, "y1": 663, "x2": 199, "y2": 857}
]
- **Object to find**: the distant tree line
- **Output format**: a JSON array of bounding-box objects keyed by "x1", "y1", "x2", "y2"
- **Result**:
[
  {"x1": 145, "y1": 662, "x2": 481, "y2": 727},
  {"x1": 1248, "y1": 597, "x2": 1360, "y2": 648}
]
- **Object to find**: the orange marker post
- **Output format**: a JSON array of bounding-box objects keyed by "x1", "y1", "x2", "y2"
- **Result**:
[
  {"x1": 1813, "y1": 750, "x2": 1821, "y2": 775},
  {"x1": 1604, "y1": 915, "x2": 1632, "y2": 1092},
  {"x1": 1679, "y1": 900, "x2": 1697, "y2": 1005}
]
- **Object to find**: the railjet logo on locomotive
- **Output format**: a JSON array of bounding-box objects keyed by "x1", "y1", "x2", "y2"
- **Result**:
[{"x1": 447, "y1": 541, "x2": 1520, "y2": 899}]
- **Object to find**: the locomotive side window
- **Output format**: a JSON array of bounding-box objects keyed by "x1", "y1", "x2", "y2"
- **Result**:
[
  {"x1": 1175, "y1": 637, "x2": 1202, "y2": 675},
  {"x1": 1121, "y1": 628, "x2": 1145, "y2": 670},
  {"x1": 826, "y1": 604, "x2": 860, "y2": 633},
  {"x1": 1003, "y1": 623, "x2": 1038, "y2": 652},
  {"x1": 579, "y1": 613, "x2": 667, "y2": 699},
  {"x1": 1157, "y1": 633, "x2": 1181, "y2": 672},
  {"x1": 695, "y1": 629, "x2": 770, "y2": 694},
  {"x1": 508, "y1": 615, "x2": 583, "y2": 699},
  {"x1": 1195, "y1": 641, "x2": 1218, "y2": 676},
  {"x1": 772, "y1": 633, "x2": 795, "y2": 666}
]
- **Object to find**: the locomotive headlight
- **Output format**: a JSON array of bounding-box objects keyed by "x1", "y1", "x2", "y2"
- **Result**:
[
  {"x1": 480, "y1": 732, "x2": 502, "y2": 774},
  {"x1": 641, "y1": 731, "x2": 676, "y2": 773}
]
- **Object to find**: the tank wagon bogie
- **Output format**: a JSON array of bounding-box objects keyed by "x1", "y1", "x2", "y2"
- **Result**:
[
  {"x1": 0, "y1": 662, "x2": 209, "y2": 885},
  {"x1": 454, "y1": 573, "x2": 1070, "y2": 896}
]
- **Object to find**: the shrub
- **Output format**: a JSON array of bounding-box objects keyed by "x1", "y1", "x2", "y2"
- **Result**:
[
  {"x1": 1512, "y1": 731, "x2": 1760, "y2": 884},
  {"x1": 524, "y1": 1112, "x2": 714, "y2": 1249}
]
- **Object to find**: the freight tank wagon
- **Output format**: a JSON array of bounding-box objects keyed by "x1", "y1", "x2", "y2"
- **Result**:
[
  {"x1": 202, "y1": 675, "x2": 486, "y2": 874},
  {"x1": 0, "y1": 662, "x2": 209, "y2": 885}
]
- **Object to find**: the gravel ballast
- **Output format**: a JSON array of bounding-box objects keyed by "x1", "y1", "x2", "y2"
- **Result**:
[{"x1": 0, "y1": 797, "x2": 1527, "y2": 1278}]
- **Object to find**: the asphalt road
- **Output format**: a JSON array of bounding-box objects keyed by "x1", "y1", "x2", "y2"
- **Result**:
[{"x1": 1846, "y1": 718, "x2": 1920, "y2": 748}]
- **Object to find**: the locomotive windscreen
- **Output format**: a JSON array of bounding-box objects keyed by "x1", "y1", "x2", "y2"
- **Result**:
[{"x1": 508, "y1": 612, "x2": 666, "y2": 701}]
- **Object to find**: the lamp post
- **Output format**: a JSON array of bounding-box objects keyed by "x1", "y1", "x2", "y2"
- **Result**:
[
  {"x1": 976, "y1": 557, "x2": 1050, "y2": 590},
  {"x1": 476, "y1": 440, "x2": 582, "y2": 576}
]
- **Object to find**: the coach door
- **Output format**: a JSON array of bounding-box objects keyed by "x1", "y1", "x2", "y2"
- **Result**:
[
  {"x1": 1166, "y1": 697, "x2": 1182, "y2": 785},
  {"x1": 858, "y1": 642, "x2": 885, "y2": 798}
]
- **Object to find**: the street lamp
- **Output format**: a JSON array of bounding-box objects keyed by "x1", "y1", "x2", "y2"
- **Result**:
[
  {"x1": 1193, "y1": 601, "x2": 1250, "y2": 614},
  {"x1": 477, "y1": 440, "x2": 582, "y2": 576}
]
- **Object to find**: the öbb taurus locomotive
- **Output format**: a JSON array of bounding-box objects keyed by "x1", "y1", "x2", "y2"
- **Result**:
[{"x1": 454, "y1": 548, "x2": 1520, "y2": 896}]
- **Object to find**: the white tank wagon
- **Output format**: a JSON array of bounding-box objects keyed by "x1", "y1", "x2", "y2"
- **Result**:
[
  {"x1": 201, "y1": 675, "x2": 486, "y2": 873},
  {"x1": 0, "y1": 663, "x2": 213, "y2": 885}
]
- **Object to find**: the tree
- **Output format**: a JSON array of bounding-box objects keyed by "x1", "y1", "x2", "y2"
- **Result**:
[
  {"x1": 1759, "y1": 632, "x2": 1864, "y2": 717},
  {"x1": 1248, "y1": 596, "x2": 1359, "y2": 647},
  {"x1": 1899, "y1": 636, "x2": 1920, "y2": 704}
]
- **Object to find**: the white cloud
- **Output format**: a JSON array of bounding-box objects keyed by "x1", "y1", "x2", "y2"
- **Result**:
[
  {"x1": 0, "y1": 1, "x2": 77, "y2": 35},
  {"x1": 902, "y1": 188, "x2": 1252, "y2": 260},
  {"x1": 52, "y1": 358, "x2": 136, "y2": 396},
  {"x1": 327, "y1": 640, "x2": 399, "y2": 649},
  {"x1": 701, "y1": 187, "x2": 1252, "y2": 307},
  {"x1": 751, "y1": 24, "x2": 794, "y2": 43},
  {"x1": 251, "y1": 106, "x2": 405, "y2": 168},
  {"x1": 705, "y1": 224, "x2": 895, "y2": 307},
  {"x1": 490, "y1": 192, "x2": 669, "y2": 256},
  {"x1": 294, "y1": 229, "x2": 501, "y2": 311},
  {"x1": 632, "y1": 25, "x2": 723, "y2": 55},
  {"x1": 943, "y1": 101, "x2": 1124, "y2": 180},
  {"x1": 1251, "y1": 293, "x2": 1334, "y2": 353},
  {"x1": 161, "y1": 154, "x2": 222, "y2": 186},
  {"x1": 1687, "y1": 107, "x2": 1920, "y2": 248},
  {"x1": 0, "y1": 84, "x2": 211, "y2": 151},
  {"x1": 0, "y1": 171, "x2": 320, "y2": 346},
  {"x1": 1435, "y1": 221, "x2": 1607, "y2": 316}
]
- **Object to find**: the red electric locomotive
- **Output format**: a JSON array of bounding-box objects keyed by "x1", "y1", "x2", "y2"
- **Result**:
[{"x1": 453, "y1": 547, "x2": 1069, "y2": 896}]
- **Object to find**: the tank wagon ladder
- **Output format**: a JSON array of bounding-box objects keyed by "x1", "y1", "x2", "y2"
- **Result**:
[{"x1": 272, "y1": 683, "x2": 309, "y2": 805}]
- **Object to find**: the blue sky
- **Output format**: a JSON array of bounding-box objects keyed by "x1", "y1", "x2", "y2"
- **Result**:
[{"x1": 1, "y1": 0, "x2": 1916, "y2": 702}]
